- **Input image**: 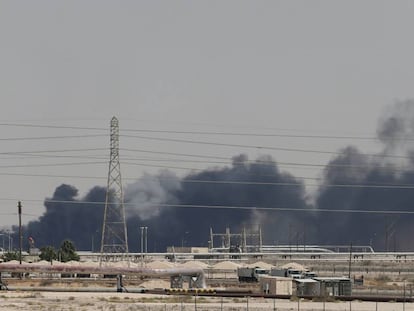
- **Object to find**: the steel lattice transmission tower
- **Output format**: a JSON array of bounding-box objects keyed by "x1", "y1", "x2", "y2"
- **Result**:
[{"x1": 100, "y1": 117, "x2": 129, "y2": 256}]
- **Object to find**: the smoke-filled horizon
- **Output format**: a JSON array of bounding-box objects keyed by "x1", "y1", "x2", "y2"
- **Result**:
[{"x1": 16, "y1": 101, "x2": 414, "y2": 252}]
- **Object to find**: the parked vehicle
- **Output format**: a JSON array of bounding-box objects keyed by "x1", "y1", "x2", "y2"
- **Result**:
[
  {"x1": 270, "y1": 268, "x2": 304, "y2": 279},
  {"x1": 237, "y1": 267, "x2": 268, "y2": 282}
]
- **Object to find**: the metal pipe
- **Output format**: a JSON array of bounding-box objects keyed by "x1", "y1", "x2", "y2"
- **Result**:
[{"x1": 0, "y1": 262, "x2": 206, "y2": 288}]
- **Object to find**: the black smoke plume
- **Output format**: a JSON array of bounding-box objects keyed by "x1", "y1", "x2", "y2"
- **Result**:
[
  {"x1": 315, "y1": 100, "x2": 414, "y2": 250},
  {"x1": 18, "y1": 101, "x2": 414, "y2": 252},
  {"x1": 23, "y1": 184, "x2": 106, "y2": 251}
]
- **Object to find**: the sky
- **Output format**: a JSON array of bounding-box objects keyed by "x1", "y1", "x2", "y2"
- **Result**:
[{"x1": 1, "y1": 1, "x2": 414, "y2": 230}]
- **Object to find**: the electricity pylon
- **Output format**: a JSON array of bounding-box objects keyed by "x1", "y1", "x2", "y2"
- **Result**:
[{"x1": 100, "y1": 117, "x2": 129, "y2": 258}]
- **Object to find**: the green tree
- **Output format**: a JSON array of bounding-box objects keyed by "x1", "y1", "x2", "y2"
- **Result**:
[
  {"x1": 57, "y1": 240, "x2": 79, "y2": 262},
  {"x1": 39, "y1": 246, "x2": 57, "y2": 262},
  {"x1": 1, "y1": 251, "x2": 19, "y2": 262}
]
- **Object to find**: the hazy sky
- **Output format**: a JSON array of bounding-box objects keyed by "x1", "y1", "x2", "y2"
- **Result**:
[{"x1": 1, "y1": 1, "x2": 414, "y2": 228}]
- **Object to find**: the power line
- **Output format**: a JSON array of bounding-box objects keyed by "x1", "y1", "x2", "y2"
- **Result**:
[
  {"x1": 1, "y1": 198, "x2": 414, "y2": 215},
  {"x1": 0, "y1": 161, "x2": 106, "y2": 169},
  {"x1": 0, "y1": 123, "x2": 107, "y2": 132},
  {"x1": 121, "y1": 148, "x2": 414, "y2": 172},
  {"x1": 121, "y1": 134, "x2": 412, "y2": 159},
  {"x1": 0, "y1": 134, "x2": 106, "y2": 141},
  {"x1": 0, "y1": 147, "x2": 412, "y2": 173},
  {"x1": 120, "y1": 129, "x2": 381, "y2": 140},
  {"x1": 121, "y1": 155, "x2": 412, "y2": 172},
  {"x1": 0, "y1": 123, "x2": 410, "y2": 161},
  {"x1": 0, "y1": 148, "x2": 107, "y2": 155},
  {"x1": 2, "y1": 171, "x2": 414, "y2": 189},
  {"x1": 2, "y1": 121, "x2": 413, "y2": 142},
  {"x1": 0, "y1": 172, "x2": 107, "y2": 180}
]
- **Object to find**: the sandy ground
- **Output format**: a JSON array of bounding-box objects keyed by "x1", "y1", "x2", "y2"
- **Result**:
[{"x1": 0, "y1": 291, "x2": 413, "y2": 311}]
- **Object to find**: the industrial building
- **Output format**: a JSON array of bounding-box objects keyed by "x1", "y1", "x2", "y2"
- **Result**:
[{"x1": 296, "y1": 277, "x2": 352, "y2": 297}]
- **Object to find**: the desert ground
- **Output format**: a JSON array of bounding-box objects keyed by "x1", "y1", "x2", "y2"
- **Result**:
[
  {"x1": 1, "y1": 258, "x2": 414, "y2": 310},
  {"x1": 1, "y1": 290, "x2": 414, "y2": 311}
]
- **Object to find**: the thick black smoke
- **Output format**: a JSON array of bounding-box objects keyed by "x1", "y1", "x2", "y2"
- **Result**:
[
  {"x1": 18, "y1": 101, "x2": 414, "y2": 252},
  {"x1": 124, "y1": 154, "x2": 311, "y2": 251},
  {"x1": 23, "y1": 184, "x2": 106, "y2": 251},
  {"x1": 316, "y1": 100, "x2": 414, "y2": 250},
  {"x1": 20, "y1": 154, "x2": 310, "y2": 252}
]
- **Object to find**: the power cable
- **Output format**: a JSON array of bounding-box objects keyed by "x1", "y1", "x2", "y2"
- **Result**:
[
  {"x1": 1, "y1": 198, "x2": 414, "y2": 215},
  {"x1": 0, "y1": 148, "x2": 107, "y2": 155},
  {"x1": 2, "y1": 171, "x2": 414, "y2": 188},
  {"x1": 0, "y1": 148, "x2": 412, "y2": 173},
  {"x1": 0, "y1": 134, "x2": 106, "y2": 141},
  {"x1": 1, "y1": 122, "x2": 413, "y2": 141},
  {"x1": 120, "y1": 134, "x2": 412, "y2": 159},
  {"x1": 0, "y1": 161, "x2": 106, "y2": 169}
]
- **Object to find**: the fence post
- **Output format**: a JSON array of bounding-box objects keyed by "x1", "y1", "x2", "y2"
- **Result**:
[{"x1": 403, "y1": 281, "x2": 406, "y2": 311}]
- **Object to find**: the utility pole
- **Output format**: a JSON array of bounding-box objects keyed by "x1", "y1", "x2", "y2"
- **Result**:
[
  {"x1": 145, "y1": 227, "x2": 148, "y2": 253},
  {"x1": 140, "y1": 226, "x2": 144, "y2": 267},
  {"x1": 18, "y1": 201, "x2": 22, "y2": 265},
  {"x1": 348, "y1": 242, "x2": 352, "y2": 279}
]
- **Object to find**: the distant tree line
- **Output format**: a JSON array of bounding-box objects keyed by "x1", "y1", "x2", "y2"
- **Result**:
[{"x1": 1, "y1": 239, "x2": 79, "y2": 263}]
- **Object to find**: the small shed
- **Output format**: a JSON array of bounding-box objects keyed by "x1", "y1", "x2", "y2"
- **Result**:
[
  {"x1": 313, "y1": 277, "x2": 352, "y2": 297},
  {"x1": 295, "y1": 279, "x2": 320, "y2": 296},
  {"x1": 259, "y1": 276, "x2": 293, "y2": 295}
]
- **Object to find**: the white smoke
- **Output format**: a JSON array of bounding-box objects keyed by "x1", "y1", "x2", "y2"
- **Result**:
[{"x1": 124, "y1": 170, "x2": 181, "y2": 220}]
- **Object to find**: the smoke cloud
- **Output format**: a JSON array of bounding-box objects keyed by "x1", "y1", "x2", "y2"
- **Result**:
[
  {"x1": 24, "y1": 184, "x2": 106, "y2": 251},
  {"x1": 377, "y1": 100, "x2": 414, "y2": 156},
  {"x1": 18, "y1": 101, "x2": 414, "y2": 252},
  {"x1": 124, "y1": 170, "x2": 181, "y2": 220},
  {"x1": 315, "y1": 101, "x2": 414, "y2": 250}
]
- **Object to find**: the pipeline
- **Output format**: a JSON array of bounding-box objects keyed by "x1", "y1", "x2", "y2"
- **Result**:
[{"x1": 0, "y1": 262, "x2": 206, "y2": 289}]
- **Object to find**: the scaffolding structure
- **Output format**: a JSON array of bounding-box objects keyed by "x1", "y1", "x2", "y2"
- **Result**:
[
  {"x1": 100, "y1": 117, "x2": 129, "y2": 259},
  {"x1": 209, "y1": 226, "x2": 262, "y2": 253}
]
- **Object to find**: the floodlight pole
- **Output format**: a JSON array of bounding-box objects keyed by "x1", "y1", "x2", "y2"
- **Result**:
[
  {"x1": 145, "y1": 227, "x2": 148, "y2": 253},
  {"x1": 140, "y1": 226, "x2": 144, "y2": 267}
]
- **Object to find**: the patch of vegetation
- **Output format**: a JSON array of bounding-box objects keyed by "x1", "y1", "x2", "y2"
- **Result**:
[
  {"x1": 39, "y1": 240, "x2": 80, "y2": 263},
  {"x1": 1, "y1": 251, "x2": 19, "y2": 262},
  {"x1": 39, "y1": 246, "x2": 58, "y2": 262}
]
